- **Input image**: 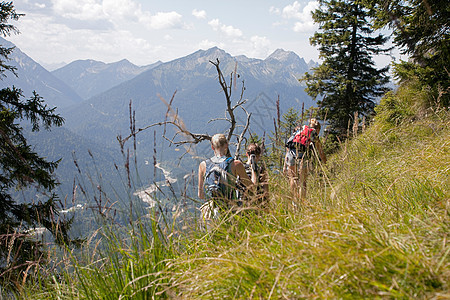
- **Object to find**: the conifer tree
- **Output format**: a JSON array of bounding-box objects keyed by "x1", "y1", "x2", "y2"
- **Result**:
[
  {"x1": 301, "y1": 0, "x2": 391, "y2": 137},
  {"x1": 373, "y1": 0, "x2": 449, "y2": 107},
  {"x1": 279, "y1": 107, "x2": 302, "y2": 140},
  {"x1": 0, "y1": 2, "x2": 74, "y2": 286}
]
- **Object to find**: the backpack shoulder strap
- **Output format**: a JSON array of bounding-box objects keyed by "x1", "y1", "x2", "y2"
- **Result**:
[
  {"x1": 204, "y1": 158, "x2": 214, "y2": 174},
  {"x1": 222, "y1": 157, "x2": 234, "y2": 177},
  {"x1": 224, "y1": 156, "x2": 234, "y2": 168},
  {"x1": 286, "y1": 129, "x2": 302, "y2": 148}
]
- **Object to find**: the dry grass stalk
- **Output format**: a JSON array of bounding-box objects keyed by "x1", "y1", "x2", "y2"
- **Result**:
[{"x1": 353, "y1": 111, "x2": 358, "y2": 138}]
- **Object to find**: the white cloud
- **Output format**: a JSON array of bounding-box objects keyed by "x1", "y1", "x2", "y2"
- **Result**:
[
  {"x1": 269, "y1": 6, "x2": 280, "y2": 15},
  {"x1": 192, "y1": 9, "x2": 206, "y2": 19},
  {"x1": 281, "y1": 1, "x2": 318, "y2": 32},
  {"x1": 102, "y1": 0, "x2": 144, "y2": 20},
  {"x1": 8, "y1": 12, "x2": 163, "y2": 65},
  {"x1": 199, "y1": 39, "x2": 224, "y2": 50},
  {"x1": 221, "y1": 24, "x2": 242, "y2": 38},
  {"x1": 251, "y1": 35, "x2": 270, "y2": 49},
  {"x1": 208, "y1": 19, "x2": 220, "y2": 30},
  {"x1": 146, "y1": 11, "x2": 184, "y2": 30},
  {"x1": 282, "y1": 1, "x2": 302, "y2": 19},
  {"x1": 303, "y1": 1, "x2": 320, "y2": 16},
  {"x1": 293, "y1": 20, "x2": 316, "y2": 32},
  {"x1": 249, "y1": 35, "x2": 271, "y2": 57},
  {"x1": 282, "y1": 1, "x2": 318, "y2": 20},
  {"x1": 50, "y1": 0, "x2": 185, "y2": 30},
  {"x1": 51, "y1": 0, "x2": 105, "y2": 21},
  {"x1": 208, "y1": 18, "x2": 242, "y2": 38}
]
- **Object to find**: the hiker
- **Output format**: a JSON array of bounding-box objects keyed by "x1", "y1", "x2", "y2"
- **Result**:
[
  {"x1": 284, "y1": 118, "x2": 327, "y2": 200},
  {"x1": 243, "y1": 143, "x2": 269, "y2": 206},
  {"x1": 198, "y1": 134, "x2": 253, "y2": 227}
]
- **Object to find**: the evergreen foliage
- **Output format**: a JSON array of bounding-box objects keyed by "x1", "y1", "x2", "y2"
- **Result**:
[
  {"x1": 372, "y1": 0, "x2": 449, "y2": 108},
  {"x1": 0, "y1": 2, "x2": 75, "y2": 288},
  {"x1": 301, "y1": 0, "x2": 391, "y2": 137},
  {"x1": 278, "y1": 107, "x2": 302, "y2": 140}
]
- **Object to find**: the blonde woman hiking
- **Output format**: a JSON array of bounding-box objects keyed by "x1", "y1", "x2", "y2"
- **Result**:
[{"x1": 198, "y1": 134, "x2": 254, "y2": 228}]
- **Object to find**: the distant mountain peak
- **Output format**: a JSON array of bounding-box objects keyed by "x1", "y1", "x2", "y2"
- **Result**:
[
  {"x1": 52, "y1": 58, "x2": 158, "y2": 99},
  {"x1": 60, "y1": 59, "x2": 104, "y2": 71},
  {"x1": 203, "y1": 47, "x2": 228, "y2": 57},
  {"x1": 172, "y1": 47, "x2": 233, "y2": 69},
  {"x1": 114, "y1": 58, "x2": 133, "y2": 66},
  {"x1": 266, "y1": 49, "x2": 299, "y2": 62}
]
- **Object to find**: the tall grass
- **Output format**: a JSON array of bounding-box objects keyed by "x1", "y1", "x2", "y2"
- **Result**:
[
  {"x1": 20, "y1": 209, "x2": 178, "y2": 299},
  {"x1": 168, "y1": 110, "x2": 449, "y2": 299},
  {"x1": 18, "y1": 110, "x2": 449, "y2": 299}
]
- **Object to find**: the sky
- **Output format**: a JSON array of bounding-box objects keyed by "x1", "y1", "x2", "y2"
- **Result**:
[{"x1": 7, "y1": 0, "x2": 399, "y2": 70}]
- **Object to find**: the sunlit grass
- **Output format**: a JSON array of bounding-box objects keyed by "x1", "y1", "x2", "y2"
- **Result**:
[
  {"x1": 170, "y1": 111, "x2": 449, "y2": 299},
  {"x1": 20, "y1": 110, "x2": 449, "y2": 299}
]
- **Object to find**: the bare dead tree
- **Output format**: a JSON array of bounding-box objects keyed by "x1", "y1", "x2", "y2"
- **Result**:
[
  {"x1": 118, "y1": 59, "x2": 252, "y2": 160},
  {"x1": 208, "y1": 58, "x2": 250, "y2": 143},
  {"x1": 233, "y1": 106, "x2": 252, "y2": 159}
]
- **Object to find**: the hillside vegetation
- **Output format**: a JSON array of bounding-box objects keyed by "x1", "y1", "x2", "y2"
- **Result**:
[{"x1": 21, "y1": 91, "x2": 449, "y2": 298}]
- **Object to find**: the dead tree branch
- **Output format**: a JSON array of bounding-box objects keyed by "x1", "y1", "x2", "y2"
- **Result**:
[
  {"x1": 234, "y1": 106, "x2": 252, "y2": 159},
  {"x1": 118, "y1": 59, "x2": 252, "y2": 160},
  {"x1": 210, "y1": 58, "x2": 245, "y2": 142}
]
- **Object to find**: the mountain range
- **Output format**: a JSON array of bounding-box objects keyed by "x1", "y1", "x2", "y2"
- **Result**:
[
  {"x1": 1, "y1": 37, "x2": 317, "y2": 205},
  {"x1": 52, "y1": 59, "x2": 162, "y2": 99},
  {"x1": 0, "y1": 37, "x2": 83, "y2": 108},
  {"x1": 59, "y1": 47, "x2": 314, "y2": 151}
]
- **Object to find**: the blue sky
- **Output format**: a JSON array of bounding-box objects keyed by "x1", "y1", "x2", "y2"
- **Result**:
[{"x1": 8, "y1": 0, "x2": 399, "y2": 69}]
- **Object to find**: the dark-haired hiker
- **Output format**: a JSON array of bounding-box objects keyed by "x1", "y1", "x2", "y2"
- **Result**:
[
  {"x1": 284, "y1": 118, "x2": 326, "y2": 200},
  {"x1": 243, "y1": 143, "x2": 269, "y2": 207}
]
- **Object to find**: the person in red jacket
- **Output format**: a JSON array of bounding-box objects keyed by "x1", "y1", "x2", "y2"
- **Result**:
[{"x1": 283, "y1": 118, "x2": 327, "y2": 201}]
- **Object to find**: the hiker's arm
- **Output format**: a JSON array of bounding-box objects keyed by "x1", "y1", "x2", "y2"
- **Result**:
[
  {"x1": 198, "y1": 161, "x2": 206, "y2": 199},
  {"x1": 249, "y1": 157, "x2": 258, "y2": 185},
  {"x1": 233, "y1": 161, "x2": 252, "y2": 188},
  {"x1": 251, "y1": 169, "x2": 258, "y2": 185}
]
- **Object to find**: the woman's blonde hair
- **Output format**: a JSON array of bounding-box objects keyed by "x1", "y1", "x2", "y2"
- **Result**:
[
  {"x1": 211, "y1": 134, "x2": 228, "y2": 149},
  {"x1": 310, "y1": 118, "x2": 321, "y2": 133}
]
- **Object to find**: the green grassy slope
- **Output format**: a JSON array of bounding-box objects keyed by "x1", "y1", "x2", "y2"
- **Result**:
[
  {"x1": 169, "y1": 110, "x2": 449, "y2": 299},
  {"x1": 21, "y1": 106, "x2": 449, "y2": 299}
]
